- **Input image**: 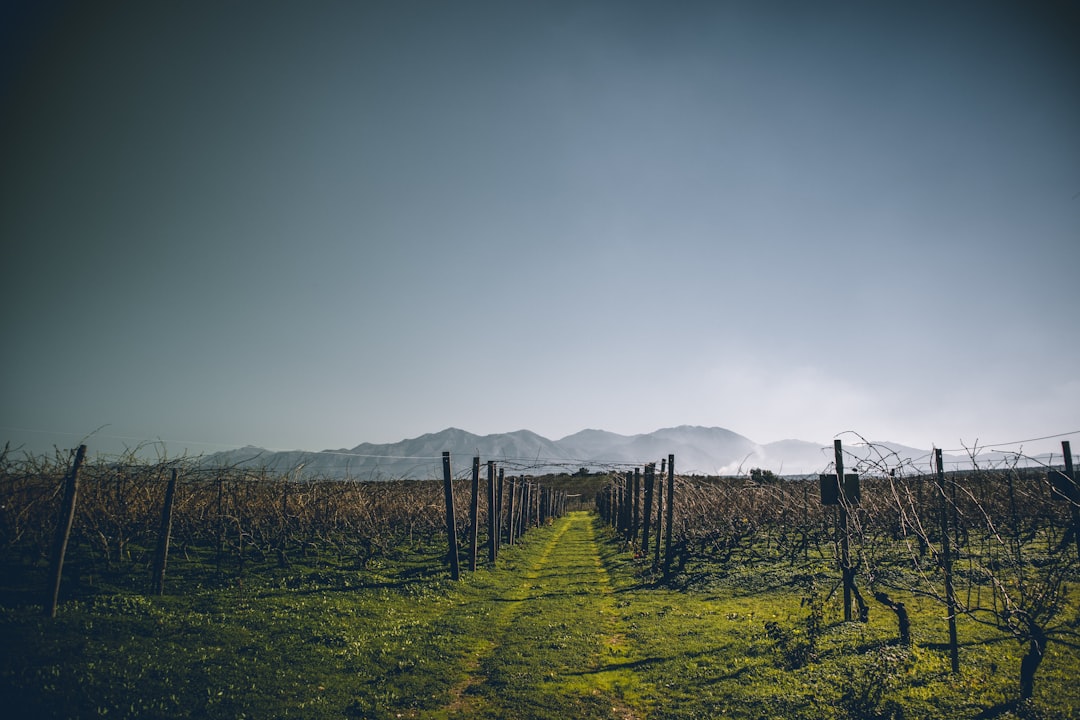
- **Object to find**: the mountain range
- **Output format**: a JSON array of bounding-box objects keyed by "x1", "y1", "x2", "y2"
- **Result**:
[{"x1": 200, "y1": 426, "x2": 1049, "y2": 480}]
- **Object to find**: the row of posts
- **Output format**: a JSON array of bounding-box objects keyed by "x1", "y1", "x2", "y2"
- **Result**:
[
  {"x1": 441, "y1": 451, "x2": 569, "y2": 581},
  {"x1": 596, "y1": 454, "x2": 678, "y2": 575},
  {"x1": 46, "y1": 446, "x2": 568, "y2": 612},
  {"x1": 45, "y1": 445, "x2": 178, "y2": 618}
]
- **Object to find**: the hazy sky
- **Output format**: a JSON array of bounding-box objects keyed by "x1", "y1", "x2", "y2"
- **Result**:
[{"x1": 2, "y1": 0, "x2": 1078, "y2": 459}]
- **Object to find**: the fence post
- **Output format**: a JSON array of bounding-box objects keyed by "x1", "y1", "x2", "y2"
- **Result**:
[
  {"x1": 497, "y1": 468, "x2": 505, "y2": 551},
  {"x1": 663, "y1": 454, "x2": 675, "y2": 575},
  {"x1": 653, "y1": 465, "x2": 664, "y2": 569},
  {"x1": 609, "y1": 484, "x2": 617, "y2": 528},
  {"x1": 622, "y1": 473, "x2": 630, "y2": 536},
  {"x1": 277, "y1": 479, "x2": 290, "y2": 568},
  {"x1": 519, "y1": 478, "x2": 527, "y2": 538},
  {"x1": 152, "y1": 468, "x2": 179, "y2": 595},
  {"x1": 936, "y1": 448, "x2": 960, "y2": 674},
  {"x1": 632, "y1": 467, "x2": 641, "y2": 543},
  {"x1": 1062, "y1": 441, "x2": 1079, "y2": 562},
  {"x1": 642, "y1": 463, "x2": 655, "y2": 554},
  {"x1": 469, "y1": 456, "x2": 480, "y2": 572},
  {"x1": 506, "y1": 477, "x2": 517, "y2": 545},
  {"x1": 442, "y1": 452, "x2": 460, "y2": 581},
  {"x1": 535, "y1": 481, "x2": 544, "y2": 526},
  {"x1": 215, "y1": 474, "x2": 226, "y2": 574},
  {"x1": 835, "y1": 439, "x2": 852, "y2": 622},
  {"x1": 487, "y1": 461, "x2": 497, "y2": 563},
  {"x1": 46, "y1": 445, "x2": 86, "y2": 618}
]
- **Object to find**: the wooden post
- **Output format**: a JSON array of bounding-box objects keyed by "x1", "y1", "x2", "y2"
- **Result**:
[
  {"x1": 46, "y1": 445, "x2": 86, "y2": 618},
  {"x1": 663, "y1": 454, "x2": 675, "y2": 575},
  {"x1": 469, "y1": 456, "x2": 480, "y2": 572},
  {"x1": 497, "y1": 468, "x2": 505, "y2": 551},
  {"x1": 215, "y1": 474, "x2": 225, "y2": 574},
  {"x1": 802, "y1": 482, "x2": 810, "y2": 561},
  {"x1": 936, "y1": 448, "x2": 960, "y2": 674},
  {"x1": 1062, "y1": 441, "x2": 1080, "y2": 562},
  {"x1": 527, "y1": 481, "x2": 535, "y2": 533},
  {"x1": 609, "y1": 484, "x2": 617, "y2": 528},
  {"x1": 530, "y1": 481, "x2": 538, "y2": 528},
  {"x1": 487, "y1": 461, "x2": 497, "y2": 563},
  {"x1": 641, "y1": 463, "x2": 655, "y2": 554},
  {"x1": 276, "y1": 479, "x2": 290, "y2": 568},
  {"x1": 518, "y1": 479, "x2": 526, "y2": 538},
  {"x1": 835, "y1": 439, "x2": 851, "y2": 622},
  {"x1": 114, "y1": 469, "x2": 127, "y2": 566},
  {"x1": 653, "y1": 467, "x2": 664, "y2": 568},
  {"x1": 623, "y1": 475, "x2": 631, "y2": 535},
  {"x1": 506, "y1": 476, "x2": 517, "y2": 545},
  {"x1": 632, "y1": 467, "x2": 641, "y2": 543},
  {"x1": 152, "y1": 468, "x2": 179, "y2": 596},
  {"x1": 518, "y1": 479, "x2": 526, "y2": 537},
  {"x1": 510, "y1": 479, "x2": 519, "y2": 541},
  {"x1": 530, "y1": 481, "x2": 536, "y2": 531},
  {"x1": 520, "y1": 479, "x2": 528, "y2": 540},
  {"x1": 441, "y1": 452, "x2": 460, "y2": 581},
  {"x1": 916, "y1": 474, "x2": 928, "y2": 557}
]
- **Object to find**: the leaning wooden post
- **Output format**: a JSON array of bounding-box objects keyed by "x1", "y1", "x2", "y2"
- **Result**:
[
  {"x1": 663, "y1": 454, "x2": 676, "y2": 575},
  {"x1": 520, "y1": 479, "x2": 528, "y2": 535},
  {"x1": 469, "y1": 456, "x2": 480, "y2": 572},
  {"x1": 152, "y1": 467, "x2": 179, "y2": 596},
  {"x1": 487, "y1": 461, "x2": 497, "y2": 563},
  {"x1": 1061, "y1": 441, "x2": 1080, "y2": 562},
  {"x1": 441, "y1": 452, "x2": 460, "y2": 581},
  {"x1": 518, "y1": 478, "x2": 527, "y2": 539},
  {"x1": 835, "y1": 439, "x2": 852, "y2": 622},
  {"x1": 936, "y1": 448, "x2": 960, "y2": 674},
  {"x1": 46, "y1": 445, "x2": 87, "y2": 618}
]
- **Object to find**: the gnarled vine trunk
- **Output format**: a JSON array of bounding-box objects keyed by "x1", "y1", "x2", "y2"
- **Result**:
[{"x1": 1018, "y1": 625, "x2": 1047, "y2": 700}]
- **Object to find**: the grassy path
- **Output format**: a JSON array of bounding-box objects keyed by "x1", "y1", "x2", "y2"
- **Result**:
[{"x1": 433, "y1": 511, "x2": 654, "y2": 719}]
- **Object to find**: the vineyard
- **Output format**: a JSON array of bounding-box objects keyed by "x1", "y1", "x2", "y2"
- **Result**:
[
  {"x1": 599, "y1": 444, "x2": 1080, "y2": 704},
  {"x1": 0, "y1": 446, "x2": 575, "y2": 600},
  {"x1": 0, "y1": 440, "x2": 1078, "y2": 719}
]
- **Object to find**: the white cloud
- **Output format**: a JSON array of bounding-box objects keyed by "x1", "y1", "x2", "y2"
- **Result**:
[{"x1": 670, "y1": 360, "x2": 881, "y2": 443}]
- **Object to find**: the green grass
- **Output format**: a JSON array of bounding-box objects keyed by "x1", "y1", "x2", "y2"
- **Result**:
[{"x1": 1, "y1": 512, "x2": 1078, "y2": 719}]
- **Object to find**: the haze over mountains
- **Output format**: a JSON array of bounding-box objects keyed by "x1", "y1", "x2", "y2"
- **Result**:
[{"x1": 202, "y1": 426, "x2": 1038, "y2": 480}]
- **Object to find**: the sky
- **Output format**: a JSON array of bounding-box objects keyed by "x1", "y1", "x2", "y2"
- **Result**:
[{"x1": 2, "y1": 0, "x2": 1078, "y2": 461}]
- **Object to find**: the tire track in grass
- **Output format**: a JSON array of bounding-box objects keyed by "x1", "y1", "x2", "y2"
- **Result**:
[
  {"x1": 434, "y1": 512, "x2": 654, "y2": 720},
  {"x1": 441, "y1": 517, "x2": 576, "y2": 715},
  {"x1": 575, "y1": 514, "x2": 651, "y2": 719}
]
